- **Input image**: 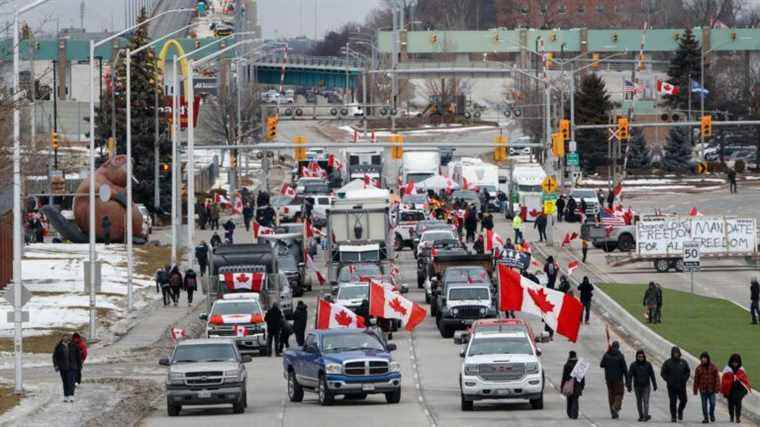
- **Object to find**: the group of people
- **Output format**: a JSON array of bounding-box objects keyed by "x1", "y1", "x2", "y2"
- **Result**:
[
  {"x1": 566, "y1": 344, "x2": 752, "y2": 423},
  {"x1": 52, "y1": 333, "x2": 88, "y2": 402},
  {"x1": 198, "y1": 200, "x2": 222, "y2": 231},
  {"x1": 154, "y1": 265, "x2": 198, "y2": 306},
  {"x1": 263, "y1": 301, "x2": 308, "y2": 356}
]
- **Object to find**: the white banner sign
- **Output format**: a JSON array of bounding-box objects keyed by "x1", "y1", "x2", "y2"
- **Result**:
[{"x1": 637, "y1": 216, "x2": 757, "y2": 256}]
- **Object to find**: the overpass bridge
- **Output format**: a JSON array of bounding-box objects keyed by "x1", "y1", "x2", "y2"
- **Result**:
[{"x1": 253, "y1": 54, "x2": 362, "y2": 88}]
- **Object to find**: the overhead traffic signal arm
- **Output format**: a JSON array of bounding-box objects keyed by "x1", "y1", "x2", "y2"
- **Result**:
[{"x1": 700, "y1": 115, "x2": 712, "y2": 138}]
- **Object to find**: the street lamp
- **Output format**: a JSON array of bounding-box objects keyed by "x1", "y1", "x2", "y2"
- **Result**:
[
  {"x1": 11, "y1": 0, "x2": 56, "y2": 396},
  {"x1": 125, "y1": 23, "x2": 192, "y2": 311},
  {"x1": 88, "y1": 7, "x2": 193, "y2": 339}
]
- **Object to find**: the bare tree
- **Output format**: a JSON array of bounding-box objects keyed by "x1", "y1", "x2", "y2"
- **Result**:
[{"x1": 199, "y1": 87, "x2": 262, "y2": 147}]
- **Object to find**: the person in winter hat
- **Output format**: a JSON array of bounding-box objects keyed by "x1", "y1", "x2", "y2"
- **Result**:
[
  {"x1": 578, "y1": 276, "x2": 594, "y2": 324},
  {"x1": 721, "y1": 353, "x2": 751, "y2": 423},
  {"x1": 600, "y1": 341, "x2": 628, "y2": 419},
  {"x1": 693, "y1": 351, "x2": 720, "y2": 424},
  {"x1": 183, "y1": 268, "x2": 198, "y2": 305},
  {"x1": 643, "y1": 282, "x2": 659, "y2": 323},
  {"x1": 626, "y1": 349, "x2": 657, "y2": 422},
  {"x1": 53, "y1": 334, "x2": 82, "y2": 402},
  {"x1": 561, "y1": 351, "x2": 585, "y2": 419},
  {"x1": 558, "y1": 275, "x2": 571, "y2": 294},
  {"x1": 544, "y1": 256, "x2": 558, "y2": 289},
  {"x1": 292, "y1": 301, "x2": 308, "y2": 346},
  {"x1": 661, "y1": 346, "x2": 691, "y2": 422}
]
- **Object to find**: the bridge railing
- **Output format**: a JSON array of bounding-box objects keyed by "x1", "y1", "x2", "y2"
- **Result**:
[{"x1": 258, "y1": 54, "x2": 366, "y2": 69}]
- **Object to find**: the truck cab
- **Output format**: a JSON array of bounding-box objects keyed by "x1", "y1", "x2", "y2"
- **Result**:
[
  {"x1": 506, "y1": 165, "x2": 546, "y2": 221},
  {"x1": 401, "y1": 150, "x2": 440, "y2": 184},
  {"x1": 395, "y1": 208, "x2": 427, "y2": 251},
  {"x1": 209, "y1": 244, "x2": 281, "y2": 315},
  {"x1": 201, "y1": 293, "x2": 268, "y2": 355},
  {"x1": 282, "y1": 329, "x2": 402, "y2": 405},
  {"x1": 436, "y1": 284, "x2": 497, "y2": 338},
  {"x1": 344, "y1": 148, "x2": 383, "y2": 184}
]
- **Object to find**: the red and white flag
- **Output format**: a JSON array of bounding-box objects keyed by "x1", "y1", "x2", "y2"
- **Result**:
[
  {"x1": 306, "y1": 253, "x2": 326, "y2": 286},
  {"x1": 233, "y1": 195, "x2": 243, "y2": 214},
  {"x1": 234, "y1": 325, "x2": 248, "y2": 337},
  {"x1": 280, "y1": 183, "x2": 296, "y2": 198},
  {"x1": 485, "y1": 229, "x2": 505, "y2": 253},
  {"x1": 170, "y1": 327, "x2": 187, "y2": 341},
  {"x1": 401, "y1": 181, "x2": 416, "y2": 196},
  {"x1": 316, "y1": 299, "x2": 366, "y2": 329},
  {"x1": 689, "y1": 207, "x2": 702, "y2": 217},
  {"x1": 497, "y1": 264, "x2": 583, "y2": 342},
  {"x1": 223, "y1": 271, "x2": 266, "y2": 292},
  {"x1": 253, "y1": 222, "x2": 274, "y2": 239},
  {"x1": 214, "y1": 193, "x2": 230, "y2": 206},
  {"x1": 369, "y1": 281, "x2": 426, "y2": 331},
  {"x1": 568, "y1": 260, "x2": 580, "y2": 275},
  {"x1": 656, "y1": 80, "x2": 680, "y2": 96},
  {"x1": 462, "y1": 177, "x2": 478, "y2": 191},
  {"x1": 561, "y1": 232, "x2": 579, "y2": 248},
  {"x1": 612, "y1": 182, "x2": 623, "y2": 198},
  {"x1": 363, "y1": 174, "x2": 381, "y2": 188}
]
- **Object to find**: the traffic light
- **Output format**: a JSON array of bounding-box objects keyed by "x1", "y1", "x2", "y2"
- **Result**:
[
  {"x1": 161, "y1": 163, "x2": 171, "y2": 174},
  {"x1": 617, "y1": 117, "x2": 630, "y2": 140},
  {"x1": 493, "y1": 135, "x2": 508, "y2": 162},
  {"x1": 266, "y1": 116, "x2": 279, "y2": 141},
  {"x1": 293, "y1": 135, "x2": 306, "y2": 161},
  {"x1": 700, "y1": 115, "x2": 712, "y2": 138},
  {"x1": 50, "y1": 131, "x2": 59, "y2": 150},
  {"x1": 229, "y1": 150, "x2": 238, "y2": 169},
  {"x1": 560, "y1": 119, "x2": 570, "y2": 141},
  {"x1": 551, "y1": 132, "x2": 565, "y2": 157},
  {"x1": 592, "y1": 53, "x2": 600, "y2": 70},
  {"x1": 390, "y1": 134, "x2": 404, "y2": 160}
]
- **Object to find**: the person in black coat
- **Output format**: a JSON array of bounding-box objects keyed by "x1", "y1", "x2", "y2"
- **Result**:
[
  {"x1": 256, "y1": 205, "x2": 276, "y2": 228},
  {"x1": 566, "y1": 197, "x2": 577, "y2": 222},
  {"x1": 627, "y1": 349, "x2": 657, "y2": 422},
  {"x1": 578, "y1": 276, "x2": 594, "y2": 323},
  {"x1": 265, "y1": 303, "x2": 283, "y2": 356},
  {"x1": 561, "y1": 350, "x2": 585, "y2": 419},
  {"x1": 600, "y1": 341, "x2": 628, "y2": 419},
  {"x1": 661, "y1": 346, "x2": 691, "y2": 422},
  {"x1": 279, "y1": 320, "x2": 293, "y2": 352},
  {"x1": 750, "y1": 279, "x2": 759, "y2": 324},
  {"x1": 607, "y1": 190, "x2": 615, "y2": 209},
  {"x1": 558, "y1": 275, "x2": 571, "y2": 293},
  {"x1": 534, "y1": 213, "x2": 548, "y2": 242},
  {"x1": 293, "y1": 301, "x2": 308, "y2": 346},
  {"x1": 242, "y1": 203, "x2": 254, "y2": 231},
  {"x1": 53, "y1": 335, "x2": 82, "y2": 402},
  {"x1": 556, "y1": 195, "x2": 566, "y2": 222},
  {"x1": 210, "y1": 232, "x2": 222, "y2": 248},
  {"x1": 195, "y1": 242, "x2": 209, "y2": 277},
  {"x1": 544, "y1": 256, "x2": 558, "y2": 289},
  {"x1": 464, "y1": 206, "x2": 478, "y2": 243},
  {"x1": 183, "y1": 269, "x2": 198, "y2": 305},
  {"x1": 223, "y1": 219, "x2": 236, "y2": 244}
]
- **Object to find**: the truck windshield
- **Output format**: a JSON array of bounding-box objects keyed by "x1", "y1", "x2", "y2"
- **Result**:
[
  {"x1": 449, "y1": 287, "x2": 490, "y2": 300},
  {"x1": 303, "y1": 183, "x2": 330, "y2": 194},
  {"x1": 173, "y1": 344, "x2": 237, "y2": 363},
  {"x1": 322, "y1": 333, "x2": 385, "y2": 353},
  {"x1": 400, "y1": 211, "x2": 426, "y2": 222},
  {"x1": 406, "y1": 173, "x2": 434, "y2": 184},
  {"x1": 338, "y1": 264, "x2": 381, "y2": 282},
  {"x1": 421, "y1": 231, "x2": 455, "y2": 243},
  {"x1": 518, "y1": 185, "x2": 542, "y2": 193},
  {"x1": 211, "y1": 301, "x2": 261, "y2": 316},
  {"x1": 278, "y1": 255, "x2": 298, "y2": 271},
  {"x1": 444, "y1": 267, "x2": 489, "y2": 283},
  {"x1": 467, "y1": 336, "x2": 533, "y2": 356},
  {"x1": 337, "y1": 286, "x2": 368, "y2": 300},
  {"x1": 402, "y1": 194, "x2": 427, "y2": 205},
  {"x1": 340, "y1": 250, "x2": 380, "y2": 263}
]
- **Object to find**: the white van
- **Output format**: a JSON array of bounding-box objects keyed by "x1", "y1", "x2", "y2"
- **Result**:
[{"x1": 401, "y1": 150, "x2": 440, "y2": 184}]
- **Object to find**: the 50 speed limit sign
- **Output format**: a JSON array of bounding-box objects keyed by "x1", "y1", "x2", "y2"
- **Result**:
[{"x1": 682, "y1": 241, "x2": 701, "y2": 272}]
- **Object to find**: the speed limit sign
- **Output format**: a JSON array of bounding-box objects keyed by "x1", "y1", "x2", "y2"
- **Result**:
[{"x1": 683, "y1": 241, "x2": 700, "y2": 272}]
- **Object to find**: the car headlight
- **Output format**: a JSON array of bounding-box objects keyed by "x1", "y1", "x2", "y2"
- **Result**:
[
  {"x1": 479, "y1": 307, "x2": 487, "y2": 315},
  {"x1": 463, "y1": 364, "x2": 479, "y2": 376},
  {"x1": 452, "y1": 308, "x2": 459, "y2": 316},
  {"x1": 389, "y1": 361, "x2": 401, "y2": 373},
  {"x1": 168, "y1": 372, "x2": 185, "y2": 384},
  {"x1": 325, "y1": 363, "x2": 342, "y2": 374},
  {"x1": 526, "y1": 362, "x2": 539, "y2": 374}
]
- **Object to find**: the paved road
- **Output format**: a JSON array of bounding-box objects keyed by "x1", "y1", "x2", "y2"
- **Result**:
[{"x1": 148, "y1": 0, "x2": 196, "y2": 39}]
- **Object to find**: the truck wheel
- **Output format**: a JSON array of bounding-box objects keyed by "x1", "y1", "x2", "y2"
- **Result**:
[
  {"x1": 654, "y1": 259, "x2": 670, "y2": 273},
  {"x1": 530, "y1": 394, "x2": 544, "y2": 409},
  {"x1": 439, "y1": 323, "x2": 454, "y2": 338},
  {"x1": 318, "y1": 375, "x2": 334, "y2": 406},
  {"x1": 673, "y1": 259, "x2": 685, "y2": 272},
  {"x1": 288, "y1": 371, "x2": 304, "y2": 402},
  {"x1": 618, "y1": 234, "x2": 635, "y2": 252},
  {"x1": 167, "y1": 401, "x2": 181, "y2": 417},
  {"x1": 243, "y1": 385, "x2": 248, "y2": 408},
  {"x1": 385, "y1": 389, "x2": 401, "y2": 404},
  {"x1": 233, "y1": 395, "x2": 245, "y2": 414},
  {"x1": 461, "y1": 393, "x2": 474, "y2": 411},
  {"x1": 602, "y1": 243, "x2": 618, "y2": 252}
]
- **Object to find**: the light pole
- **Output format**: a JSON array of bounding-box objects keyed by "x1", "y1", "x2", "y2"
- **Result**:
[
  {"x1": 125, "y1": 23, "x2": 191, "y2": 311},
  {"x1": 88, "y1": 7, "x2": 192, "y2": 338},
  {"x1": 11, "y1": 0, "x2": 55, "y2": 396}
]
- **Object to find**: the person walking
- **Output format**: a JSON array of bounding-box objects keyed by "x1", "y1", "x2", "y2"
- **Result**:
[
  {"x1": 644, "y1": 282, "x2": 659, "y2": 323},
  {"x1": 512, "y1": 214, "x2": 523, "y2": 244},
  {"x1": 654, "y1": 283, "x2": 663, "y2": 323},
  {"x1": 721, "y1": 353, "x2": 751, "y2": 423},
  {"x1": 693, "y1": 351, "x2": 720, "y2": 424},
  {"x1": 265, "y1": 302, "x2": 283, "y2": 356},
  {"x1": 727, "y1": 168, "x2": 737, "y2": 194},
  {"x1": 535, "y1": 212, "x2": 548, "y2": 242},
  {"x1": 242, "y1": 202, "x2": 254, "y2": 231},
  {"x1": 53, "y1": 334, "x2": 82, "y2": 402},
  {"x1": 600, "y1": 341, "x2": 628, "y2": 419},
  {"x1": 556, "y1": 195, "x2": 566, "y2": 223},
  {"x1": 544, "y1": 256, "x2": 558, "y2": 289},
  {"x1": 101, "y1": 215, "x2": 112, "y2": 245},
  {"x1": 661, "y1": 346, "x2": 691, "y2": 422},
  {"x1": 210, "y1": 203, "x2": 221, "y2": 230},
  {"x1": 561, "y1": 351, "x2": 585, "y2": 419},
  {"x1": 279, "y1": 320, "x2": 293, "y2": 352},
  {"x1": 168, "y1": 265, "x2": 183, "y2": 306},
  {"x1": 627, "y1": 349, "x2": 657, "y2": 422},
  {"x1": 71, "y1": 333, "x2": 88, "y2": 387},
  {"x1": 156, "y1": 266, "x2": 171, "y2": 306},
  {"x1": 607, "y1": 189, "x2": 615, "y2": 210},
  {"x1": 183, "y1": 268, "x2": 198, "y2": 305},
  {"x1": 566, "y1": 197, "x2": 577, "y2": 222},
  {"x1": 578, "y1": 276, "x2": 594, "y2": 324},
  {"x1": 581, "y1": 239, "x2": 589, "y2": 263},
  {"x1": 195, "y1": 242, "x2": 209, "y2": 277},
  {"x1": 210, "y1": 232, "x2": 222, "y2": 248},
  {"x1": 750, "y1": 279, "x2": 759, "y2": 324},
  {"x1": 293, "y1": 301, "x2": 308, "y2": 346},
  {"x1": 464, "y1": 206, "x2": 478, "y2": 243},
  {"x1": 558, "y1": 276, "x2": 571, "y2": 293},
  {"x1": 481, "y1": 213, "x2": 494, "y2": 231},
  {"x1": 223, "y1": 219, "x2": 236, "y2": 244}
]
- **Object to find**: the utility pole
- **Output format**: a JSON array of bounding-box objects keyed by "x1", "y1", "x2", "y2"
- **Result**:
[
  {"x1": 391, "y1": 6, "x2": 398, "y2": 132},
  {"x1": 52, "y1": 60, "x2": 58, "y2": 169}
]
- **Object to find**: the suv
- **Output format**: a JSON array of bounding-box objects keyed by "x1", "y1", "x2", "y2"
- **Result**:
[
  {"x1": 395, "y1": 209, "x2": 427, "y2": 251},
  {"x1": 160, "y1": 339, "x2": 252, "y2": 416},
  {"x1": 201, "y1": 294, "x2": 268, "y2": 355},
  {"x1": 430, "y1": 265, "x2": 491, "y2": 316},
  {"x1": 459, "y1": 330, "x2": 544, "y2": 411},
  {"x1": 335, "y1": 283, "x2": 369, "y2": 311},
  {"x1": 436, "y1": 285, "x2": 496, "y2": 338}
]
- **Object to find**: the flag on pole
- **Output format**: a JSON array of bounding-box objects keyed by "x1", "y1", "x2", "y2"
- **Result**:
[
  {"x1": 568, "y1": 260, "x2": 580, "y2": 275},
  {"x1": 316, "y1": 299, "x2": 366, "y2": 329},
  {"x1": 690, "y1": 79, "x2": 709, "y2": 97},
  {"x1": 369, "y1": 280, "x2": 426, "y2": 331},
  {"x1": 656, "y1": 80, "x2": 680, "y2": 96}
]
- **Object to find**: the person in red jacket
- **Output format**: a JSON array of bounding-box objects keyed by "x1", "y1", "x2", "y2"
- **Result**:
[
  {"x1": 721, "y1": 353, "x2": 751, "y2": 423},
  {"x1": 71, "y1": 333, "x2": 88, "y2": 386}
]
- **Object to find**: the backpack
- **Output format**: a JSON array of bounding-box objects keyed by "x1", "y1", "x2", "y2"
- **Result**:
[{"x1": 185, "y1": 276, "x2": 197, "y2": 290}]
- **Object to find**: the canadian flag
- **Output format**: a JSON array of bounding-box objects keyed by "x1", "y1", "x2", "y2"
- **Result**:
[
  {"x1": 568, "y1": 260, "x2": 580, "y2": 275},
  {"x1": 327, "y1": 153, "x2": 336, "y2": 169},
  {"x1": 363, "y1": 174, "x2": 381, "y2": 188},
  {"x1": 689, "y1": 207, "x2": 703, "y2": 217},
  {"x1": 316, "y1": 299, "x2": 366, "y2": 329},
  {"x1": 463, "y1": 177, "x2": 478, "y2": 191},
  {"x1": 234, "y1": 325, "x2": 248, "y2": 337},
  {"x1": 612, "y1": 182, "x2": 623, "y2": 198},
  {"x1": 214, "y1": 193, "x2": 230, "y2": 206},
  {"x1": 233, "y1": 195, "x2": 243, "y2": 214},
  {"x1": 497, "y1": 264, "x2": 583, "y2": 342},
  {"x1": 485, "y1": 229, "x2": 505, "y2": 253},
  {"x1": 306, "y1": 253, "x2": 326, "y2": 286},
  {"x1": 253, "y1": 222, "x2": 274, "y2": 239},
  {"x1": 402, "y1": 181, "x2": 416, "y2": 196},
  {"x1": 657, "y1": 80, "x2": 680, "y2": 96},
  {"x1": 170, "y1": 328, "x2": 187, "y2": 341},
  {"x1": 280, "y1": 183, "x2": 296, "y2": 197},
  {"x1": 223, "y1": 271, "x2": 266, "y2": 292},
  {"x1": 369, "y1": 281, "x2": 426, "y2": 331},
  {"x1": 561, "y1": 232, "x2": 579, "y2": 248}
]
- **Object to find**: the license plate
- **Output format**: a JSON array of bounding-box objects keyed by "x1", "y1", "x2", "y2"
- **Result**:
[
  {"x1": 495, "y1": 389, "x2": 511, "y2": 395},
  {"x1": 361, "y1": 384, "x2": 375, "y2": 392},
  {"x1": 198, "y1": 390, "x2": 212, "y2": 399}
]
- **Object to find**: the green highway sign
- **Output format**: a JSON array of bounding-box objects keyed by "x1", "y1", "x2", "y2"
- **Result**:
[{"x1": 567, "y1": 152, "x2": 579, "y2": 166}]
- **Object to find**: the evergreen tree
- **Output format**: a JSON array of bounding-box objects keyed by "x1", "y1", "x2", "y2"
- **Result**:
[
  {"x1": 574, "y1": 74, "x2": 613, "y2": 173},
  {"x1": 662, "y1": 127, "x2": 693, "y2": 172},
  {"x1": 664, "y1": 28, "x2": 706, "y2": 112},
  {"x1": 95, "y1": 9, "x2": 170, "y2": 210},
  {"x1": 626, "y1": 127, "x2": 651, "y2": 170}
]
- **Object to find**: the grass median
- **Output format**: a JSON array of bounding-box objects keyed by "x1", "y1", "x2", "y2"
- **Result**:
[
  {"x1": 598, "y1": 283, "x2": 759, "y2": 386},
  {"x1": 0, "y1": 386, "x2": 19, "y2": 416}
]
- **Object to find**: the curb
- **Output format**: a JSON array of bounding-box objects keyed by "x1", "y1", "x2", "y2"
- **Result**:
[{"x1": 532, "y1": 243, "x2": 760, "y2": 424}]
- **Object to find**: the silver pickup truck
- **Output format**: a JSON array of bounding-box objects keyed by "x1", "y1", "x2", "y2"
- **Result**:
[{"x1": 160, "y1": 339, "x2": 252, "y2": 416}]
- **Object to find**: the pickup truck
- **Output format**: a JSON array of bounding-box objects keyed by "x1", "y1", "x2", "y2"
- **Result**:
[
  {"x1": 394, "y1": 209, "x2": 427, "y2": 251},
  {"x1": 283, "y1": 329, "x2": 402, "y2": 405},
  {"x1": 160, "y1": 338, "x2": 252, "y2": 416},
  {"x1": 436, "y1": 284, "x2": 497, "y2": 338},
  {"x1": 580, "y1": 220, "x2": 636, "y2": 252}
]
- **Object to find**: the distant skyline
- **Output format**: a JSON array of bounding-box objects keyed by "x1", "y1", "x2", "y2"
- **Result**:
[{"x1": 258, "y1": 0, "x2": 381, "y2": 39}]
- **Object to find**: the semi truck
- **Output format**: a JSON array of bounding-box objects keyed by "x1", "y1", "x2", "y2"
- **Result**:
[{"x1": 401, "y1": 150, "x2": 441, "y2": 184}]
